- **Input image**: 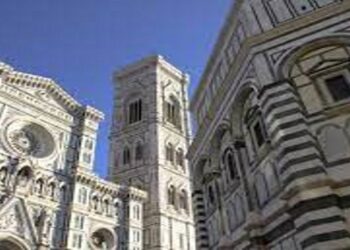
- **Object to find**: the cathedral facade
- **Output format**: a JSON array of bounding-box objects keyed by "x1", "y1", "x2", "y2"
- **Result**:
[
  {"x1": 0, "y1": 62, "x2": 146, "y2": 250},
  {"x1": 188, "y1": 0, "x2": 350, "y2": 250},
  {"x1": 108, "y1": 56, "x2": 196, "y2": 250}
]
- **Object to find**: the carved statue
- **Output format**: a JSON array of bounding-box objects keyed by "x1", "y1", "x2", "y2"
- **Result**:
[
  {"x1": 33, "y1": 207, "x2": 53, "y2": 242},
  {"x1": 0, "y1": 168, "x2": 7, "y2": 183},
  {"x1": 92, "y1": 234, "x2": 108, "y2": 250},
  {"x1": 43, "y1": 213, "x2": 52, "y2": 239},
  {"x1": 33, "y1": 207, "x2": 46, "y2": 228},
  {"x1": 17, "y1": 167, "x2": 31, "y2": 187}
]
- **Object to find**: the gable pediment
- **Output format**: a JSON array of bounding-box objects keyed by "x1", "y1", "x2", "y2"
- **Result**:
[
  {"x1": 2, "y1": 67, "x2": 82, "y2": 115},
  {"x1": 0, "y1": 197, "x2": 38, "y2": 246}
]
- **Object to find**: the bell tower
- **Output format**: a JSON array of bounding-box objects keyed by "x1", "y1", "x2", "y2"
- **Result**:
[{"x1": 109, "y1": 55, "x2": 196, "y2": 250}]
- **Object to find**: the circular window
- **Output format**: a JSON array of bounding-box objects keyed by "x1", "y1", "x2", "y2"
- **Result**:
[{"x1": 5, "y1": 121, "x2": 56, "y2": 159}]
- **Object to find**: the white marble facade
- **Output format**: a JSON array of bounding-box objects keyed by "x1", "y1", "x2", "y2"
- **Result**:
[
  {"x1": 0, "y1": 62, "x2": 146, "y2": 250},
  {"x1": 188, "y1": 0, "x2": 350, "y2": 250},
  {"x1": 108, "y1": 56, "x2": 196, "y2": 250}
]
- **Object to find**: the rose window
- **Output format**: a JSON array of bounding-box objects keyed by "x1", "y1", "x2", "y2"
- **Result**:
[
  {"x1": 4, "y1": 121, "x2": 56, "y2": 159},
  {"x1": 9, "y1": 130, "x2": 39, "y2": 155}
]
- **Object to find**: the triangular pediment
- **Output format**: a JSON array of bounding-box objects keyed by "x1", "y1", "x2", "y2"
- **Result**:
[
  {"x1": 2, "y1": 65, "x2": 82, "y2": 115},
  {"x1": 0, "y1": 197, "x2": 38, "y2": 246},
  {"x1": 9, "y1": 81, "x2": 80, "y2": 114}
]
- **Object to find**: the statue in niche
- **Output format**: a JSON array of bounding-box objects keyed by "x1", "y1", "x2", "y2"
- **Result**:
[
  {"x1": 17, "y1": 167, "x2": 31, "y2": 188},
  {"x1": 92, "y1": 233, "x2": 108, "y2": 250},
  {"x1": 35, "y1": 179, "x2": 44, "y2": 195},
  {"x1": 0, "y1": 193, "x2": 9, "y2": 205},
  {"x1": 42, "y1": 213, "x2": 52, "y2": 240},
  {"x1": 33, "y1": 207, "x2": 52, "y2": 242},
  {"x1": 92, "y1": 196, "x2": 99, "y2": 210},
  {"x1": 0, "y1": 167, "x2": 8, "y2": 184}
]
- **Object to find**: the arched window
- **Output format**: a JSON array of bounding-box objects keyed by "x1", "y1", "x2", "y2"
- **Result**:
[
  {"x1": 128, "y1": 99, "x2": 143, "y2": 124},
  {"x1": 123, "y1": 147, "x2": 131, "y2": 165},
  {"x1": 168, "y1": 185, "x2": 176, "y2": 206},
  {"x1": 176, "y1": 149, "x2": 184, "y2": 169},
  {"x1": 166, "y1": 144, "x2": 174, "y2": 163},
  {"x1": 35, "y1": 178, "x2": 44, "y2": 195},
  {"x1": 135, "y1": 143, "x2": 143, "y2": 161},
  {"x1": 60, "y1": 184, "x2": 67, "y2": 202},
  {"x1": 179, "y1": 190, "x2": 188, "y2": 210},
  {"x1": 104, "y1": 199, "x2": 110, "y2": 215},
  {"x1": 165, "y1": 97, "x2": 181, "y2": 129},
  {"x1": 48, "y1": 182, "x2": 56, "y2": 198},
  {"x1": 223, "y1": 149, "x2": 237, "y2": 180},
  {"x1": 242, "y1": 92, "x2": 268, "y2": 155}
]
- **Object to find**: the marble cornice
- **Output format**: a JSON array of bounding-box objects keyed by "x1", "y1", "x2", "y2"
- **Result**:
[
  {"x1": 190, "y1": 0, "x2": 350, "y2": 110},
  {"x1": 0, "y1": 62, "x2": 104, "y2": 123},
  {"x1": 190, "y1": 0, "x2": 243, "y2": 108},
  {"x1": 114, "y1": 55, "x2": 188, "y2": 84},
  {"x1": 75, "y1": 170, "x2": 147, "y2": 201},
  {"x1": 125, "y1": 186, "x2": 147, "y2": 202}
]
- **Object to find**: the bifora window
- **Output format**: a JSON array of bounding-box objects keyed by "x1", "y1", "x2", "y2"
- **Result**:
[
  {"x1": 324, "y1": 75, "x2": 350, "y2": 102},
  {"x1": 166, "y1": 98, "x2": 181, "y2": 128},
  {"x1": 128, "y1": 99, "x2": 142, "y2": 124}
]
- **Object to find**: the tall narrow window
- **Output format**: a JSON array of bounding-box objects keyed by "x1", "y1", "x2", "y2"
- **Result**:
[
  {"x1": 166, "y1": 144, "x2": 174, "y2": 163},
  {"x1": 165, "y1": 98, "x2": 181, "y2": 129},
  {"x1": 176, "y1": 149, "x2": 184, "y2": 169},
  {"x1": 104, "y1": 200, "x2": 110, "y2": 215},
  {"x1": 168, "y1": 185, "x2": 176, "y2": 206},
  {"x1": 179, "y1": 190, "x2": 188, "y2": 210},
  {"x1": 135, "y1": 143, "x2": 143, "y2": 161},
  {"x1": 128, "y1": 99, "x2": 143, "y2": 124},
  {"x1": 60, "y1": 185, "x2": 67, "y2": 202},
  {"x1": 224, "y1": 149, "x2": 237, "y2": 180},
  {"x1": 78, "y1": 187, "x2": 87, "y2": 204},
  {"x1": 123, "y1": 147, "x2": 131, "y2": 165}
]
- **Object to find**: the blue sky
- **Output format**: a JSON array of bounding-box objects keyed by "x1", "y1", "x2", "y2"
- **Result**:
[{"x1": 0, "y1": 0, "x2": 232, "y2": 177}]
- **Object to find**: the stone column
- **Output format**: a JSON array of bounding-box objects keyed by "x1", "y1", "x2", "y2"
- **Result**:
[{"x1": 259, "y1": 80, "x2": 350, "y2": 249}]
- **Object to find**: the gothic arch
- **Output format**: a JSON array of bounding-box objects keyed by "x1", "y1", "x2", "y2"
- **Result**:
[
  {"x1": 277, "y1": 35, "x2": 350, "y2": 80},
  {"x1": 229, "y1": 83, "x2": 259, "y2": 139},
  {"x1": 0, "y1": 234, "x2": 31, "y2": 250}
]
